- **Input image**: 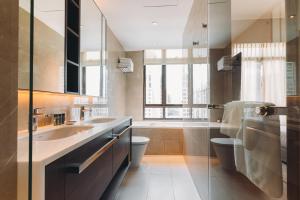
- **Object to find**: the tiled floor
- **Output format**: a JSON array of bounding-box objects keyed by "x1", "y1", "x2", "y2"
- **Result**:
[
  {"x1": 115, "y1": 155, "x2": 201, "y2": 200},
  {"x1": 199, "y1": 157, "x2": 287, "y2": 200}
]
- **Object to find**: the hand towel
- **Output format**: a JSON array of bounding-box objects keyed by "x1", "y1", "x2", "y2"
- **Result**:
[
  {"x1": 220, "y1": 101, "x2": 245, "y2": 138},
  {"x1": 234, "y1": 102, "x2": 283, "y2": 198}
]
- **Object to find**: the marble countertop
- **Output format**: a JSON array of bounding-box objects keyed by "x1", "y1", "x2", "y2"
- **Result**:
[{"x1": 17, "y1": 116, "x2": 132, "y2": 165}]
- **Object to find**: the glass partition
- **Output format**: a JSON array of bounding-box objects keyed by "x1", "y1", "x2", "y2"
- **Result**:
[
  {"x1": 18, "y1": 0, "x2": 33, "y2": 199},
  {"x1": 182, "y1": 0, "x2": 210, "y2": 200},
  {"x1": 207, "y1": 0, "x2": 300, "y2": 199},
  {"x1": 28, "y1": 1, "x2": 108, "y2": 199}
]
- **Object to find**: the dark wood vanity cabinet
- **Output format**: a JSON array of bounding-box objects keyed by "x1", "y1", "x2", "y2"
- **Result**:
[
  {"x1": 64, "y1": 131, "x2": 113, "y2": 200},
  {"x1": 112, "y1": 122, "x2": 131, "y2": 175},
  {"x1": 45, "y1": 121, "x2": 132, "y2": 200}
]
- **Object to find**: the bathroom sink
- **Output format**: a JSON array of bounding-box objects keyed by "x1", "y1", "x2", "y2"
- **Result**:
[
  {"x1": 33, "y1": 126, "x2": 94, "y2": 141},
  {"x1": 85, "y1": 118, "x2": 116, "y2": 124}
]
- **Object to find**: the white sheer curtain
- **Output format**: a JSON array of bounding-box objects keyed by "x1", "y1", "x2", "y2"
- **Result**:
[{"x1": 233, "y1": 43, "x2": 286, "y2": 106}]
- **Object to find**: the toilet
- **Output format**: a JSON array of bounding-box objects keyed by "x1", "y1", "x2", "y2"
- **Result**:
[
  {"x1": 131, "y1": 136, "x2": 150, "y2": 167},
  {"x1": 210, "y1": 138, "x2": 236, "y2": 170},
  {"x1": 210, "y1": 101, "x2": 245, "y2": 171}
]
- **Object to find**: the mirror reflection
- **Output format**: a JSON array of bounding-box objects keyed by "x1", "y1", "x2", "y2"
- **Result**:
[
  {"x1": 80, "y1": 0, "x2": 103, "y2": 97},
  {"x1": 19, "y1": 0, "x2": 65, "y2": 93}
]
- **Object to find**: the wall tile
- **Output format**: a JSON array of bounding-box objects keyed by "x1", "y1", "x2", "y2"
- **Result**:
[
  {"x1": 125, "y1": 51, "x2": 144, "y2": 121},
  {"x1": 0, "y1": 0, "x2": 18, "y2": 199},
  {"x1": 132, "y1": 128, "x2": 184, "y2": 155}
]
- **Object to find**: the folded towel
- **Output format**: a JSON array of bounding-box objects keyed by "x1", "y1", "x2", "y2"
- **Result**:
[{"x1": 234, "y1": 102, "x2": 283, "y2": 198}]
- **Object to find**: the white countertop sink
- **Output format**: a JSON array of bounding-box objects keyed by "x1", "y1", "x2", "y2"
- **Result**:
[
  {"x1": 17, "y1": 116, "x2": 132, "y2": 200},
  {"x1": 33, "y1": 125, "x2": 94, "y2": 141},
  {"x1": 84, "y1": 117, "x2": 116, "y2": 124}
]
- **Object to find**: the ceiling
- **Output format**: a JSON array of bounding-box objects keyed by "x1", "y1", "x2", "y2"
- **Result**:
[
  {"x1": 20, "y1": 0, "x2": 65, "y2": 36},
  {"x1": 95, "y1": 0, "x2": 194, "y2": 51},
  {"x1": 20, "y1": 0, "x2": 286, "y2": 51},
  {"x1": 209, "y1": 0, "x2": 285, "y2": 48},
  {"x1": 19, "y1": 0, "x2": 104, "y2": 51}
]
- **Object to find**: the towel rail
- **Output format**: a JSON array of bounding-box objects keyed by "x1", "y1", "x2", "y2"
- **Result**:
[
  {"x1": 255, "y1": 106, "x2": 288, "y2": 116},
  {"x1": 207, "y1": 104, "x2": 224, "y2": 109}
]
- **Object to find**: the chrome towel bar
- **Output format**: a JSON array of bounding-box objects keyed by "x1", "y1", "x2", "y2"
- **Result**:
[
  {"x1": 207, "y1": 104, "x2": 224, "y2": 109},
  {"x1": 255, "y1": 106, "x2": 288, "y2": 116}
]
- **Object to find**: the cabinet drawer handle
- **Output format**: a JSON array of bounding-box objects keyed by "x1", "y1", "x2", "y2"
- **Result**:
[
  {"x1": 113, "y1": 127, "x2": 131, "y2": 139},
  {"x1": 67, "y1": 137, "x2": 118, "y2": 174}
]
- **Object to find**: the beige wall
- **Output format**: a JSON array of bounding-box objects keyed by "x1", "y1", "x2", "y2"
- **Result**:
[
  {"x1": 125, "y1": 51, "x2": 144, "y2": 121},
  {"x1": 107, "y1": 27, "x2": 127, "y2": 117},
  {"x1": 232, "y1": 19, "x2": 273, "y2": 44},
  {"x1": 209, "y1": 49, "x2": 225, "y2": 122},
  {"x1": 19, "y1": 8, "x2": 64, "y2": 93},
  {"x1": 0, "y1": 0, "x2": 18, "y2": 199},
  {"x1": 18, "y1": 27, "x2": 128, "y2": 131},
  {"x1": 18, "y1": 91, "x2": 84, "y2": 131}
]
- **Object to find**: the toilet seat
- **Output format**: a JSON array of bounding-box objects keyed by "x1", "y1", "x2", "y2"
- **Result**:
[
  {"x1": 210, "y1": 138, "x2": 236, "y2": 146},
  {"x1": 132, "y1": 136, "x2": 150, "y2": 145}
]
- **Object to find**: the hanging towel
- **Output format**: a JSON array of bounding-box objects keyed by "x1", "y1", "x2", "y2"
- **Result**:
[
  {"x1": 220, "y1": 101, "x2": 245, "y2": 138},
  {"x1": 234, "y1": 102, "x2": 283, "y2": 198}
]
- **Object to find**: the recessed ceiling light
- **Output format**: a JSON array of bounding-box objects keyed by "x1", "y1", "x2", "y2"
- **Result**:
[{"x1": 152, "y1": 21, "x2": 158, "y2": 26}]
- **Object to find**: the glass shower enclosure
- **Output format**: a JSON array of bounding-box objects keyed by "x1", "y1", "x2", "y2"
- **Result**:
[{"x1": 183, "y1": 0, "x2": 300, "y2": 200}]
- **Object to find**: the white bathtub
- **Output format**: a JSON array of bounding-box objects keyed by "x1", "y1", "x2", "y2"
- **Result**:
[{"x1": 132, "y1": 121, "x2": 221, "y2": 129}]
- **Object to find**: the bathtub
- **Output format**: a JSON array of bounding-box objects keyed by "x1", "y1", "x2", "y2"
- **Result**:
[
  {"x1": 131, "y1": 121, "x2": 223, "y2": 155},
  {"x1": 132, "y1": 121, "x2": 221, "y2": 129}
]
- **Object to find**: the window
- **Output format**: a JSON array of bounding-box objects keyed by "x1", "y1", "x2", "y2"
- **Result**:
[
  {"x1": 193, "y1": 64, "x2": 208, "y2": 104},
  {"x1": 144, "y1": 64, "x2": 208, "y2": 120},
  {"x1": 145, "y1": 65, "x2": 162, "y2": 104},
  {"x1": 84, "y1": 66, "x2": 101, "y2": 96},
  {"x1": 193, "y1": 48, "x2": 208, "y2": 58},
  {"x1": 166, "y1": 65, "x2": 189, "y2": 104},
  {"x1": 144, "y1": 49, "x2": 209, "y2": 120},
  {"x1": 145, "y1": 108, "x2": 163, "y2": 119},
  {"x1": 166, "y1": 49, "x2": 188, "y2": 59},
  {"x1": 145, "y1": 49, "x2": 162, "y2": 59},
  {"x1": 233, "y1": 43, "x2": 286, "y2": 106}
]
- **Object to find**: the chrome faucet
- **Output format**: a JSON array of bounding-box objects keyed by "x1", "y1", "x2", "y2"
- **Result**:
[
  {"x1": 32, "y1": 108, "x2": 44, "y2": 131},
  {"x1": 80, "y1": 106, "x2": 91, "y2": 121}
]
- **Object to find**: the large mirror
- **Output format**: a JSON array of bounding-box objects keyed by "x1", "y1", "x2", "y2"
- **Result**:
[
  {"x1": 19, "y1": 0, "x2": 106, "y2": 96},
  {"x1": 19, "y1": 0, "x2": 65, "y2": 93},
  {"x1": 80, "y1": 0, "x2": 105, "y2": 97}
]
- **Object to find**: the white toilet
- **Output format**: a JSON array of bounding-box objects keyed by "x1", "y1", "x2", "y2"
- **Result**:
[
  {"x1": 131, "y1": 136, "x2": 150, "y2": 167},
  {"x1": 210, "y1": 138, "x2": 236, "y2": 170}
]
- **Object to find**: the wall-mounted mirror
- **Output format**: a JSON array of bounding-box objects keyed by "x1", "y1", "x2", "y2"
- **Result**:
[
  {"x1": 19, "y1": 0, "x2": 65, "y2": 93},
  {"x1": 80, "y1": 0, "x2": 106, "y2": 97},
  {"x1": 19, "y1": 0, "x2": 107, "y2": 96}
]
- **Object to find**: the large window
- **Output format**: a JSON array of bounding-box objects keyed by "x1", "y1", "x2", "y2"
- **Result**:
[
  {"x1": 144, "y1": 63, "x2": 208, "y2": 120},
  {"x1": 145, "y1": 65, "x2": 162, "y2": 104},
  {"x1": 144, "y1": 49, "x2": 208, "y2": 120},
  {"x1": 166, "y1": 64, "x2": 189, "y2": 104},
  {"x1": 233, "y1": 43, "x2": 286, "y2": 106}
]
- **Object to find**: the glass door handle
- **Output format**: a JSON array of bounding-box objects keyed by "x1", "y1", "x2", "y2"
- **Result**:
[{"x1": 255, "y1": 106, "x2": 288, "y2": 116}]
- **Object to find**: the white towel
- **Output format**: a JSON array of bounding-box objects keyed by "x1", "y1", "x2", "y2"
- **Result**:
[
  {"x1": 220, "y1": 101, "x2": 245, "y2": 138},
  {"x1": 234, "y1": 102, "x2": 283, "y2": 198}
]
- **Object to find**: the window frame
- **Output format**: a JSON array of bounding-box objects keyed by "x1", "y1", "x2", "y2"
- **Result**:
[{"x1": 143, "y1": 64, "x2": 208, "y2": 120}]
